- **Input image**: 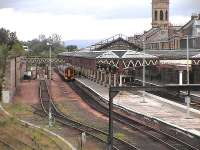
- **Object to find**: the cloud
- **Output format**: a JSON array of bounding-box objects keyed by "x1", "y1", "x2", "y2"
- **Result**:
[
  {"x1": 171, "y1": 0, "x2": 200, "y2": 16},
  {"x1": 0, "y1": 0, "x2": 152, "y2": 19},
  {"x1": 0, "y1": 8, "x2": 152, "y2": 41},
  {"x1": 0, "y1": 0, "x2": 199, "y2": 18},
  {"x1": 0, "y1": 0, "x2": 199, "y2": 41}
]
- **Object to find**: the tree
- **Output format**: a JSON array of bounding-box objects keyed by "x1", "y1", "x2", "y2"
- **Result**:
[
  {"x1": 50, "y1": 33, "x2": 61, "y2": 44},
  {"x1": 9, "y1": 41, "x2": 24, "y2": 57},
  {"x1": 66, "y1": 45, "x2": 78, "y2": 52},
  {"x1": 27, "y1": 33, "x2": 75, "y2": 56},
  {"x1": 0, "y1": 28, "x2": 24, "y2": 93},
  {"x1": 38, "y1": 34, "x2": 46, "y2": 42}
]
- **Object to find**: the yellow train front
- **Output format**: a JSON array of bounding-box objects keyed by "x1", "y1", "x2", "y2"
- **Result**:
[{"x1": 58, "y1": 65, "x2": 75, "y2": 81}]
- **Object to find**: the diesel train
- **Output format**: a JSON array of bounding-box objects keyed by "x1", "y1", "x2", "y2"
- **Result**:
[{"x1": 57, "y1": 64, "x2": 75, "y2": 81}]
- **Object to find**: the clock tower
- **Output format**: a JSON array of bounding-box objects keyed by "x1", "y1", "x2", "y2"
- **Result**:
[{"x1": 152, "y1": 0, "x2": 169, "y2": 28}]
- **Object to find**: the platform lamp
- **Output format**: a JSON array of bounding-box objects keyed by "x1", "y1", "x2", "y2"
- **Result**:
[
  {"x1": 186, "y1": 35, "x2": 190, "y2": 86},
  {"x1": 185, "y1": 35, "x2": 192, "y2": 119},
  {"x1": 141, "y1": 35, "x2": 147, "y2": 103},
  {"x1": 47, "y1": 42, "x2": 53, "y2": 127}
]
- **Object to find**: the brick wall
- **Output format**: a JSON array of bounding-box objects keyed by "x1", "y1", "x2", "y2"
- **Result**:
[{"x1": 1, "y1": 57, "x2": 26, "y2": 103}]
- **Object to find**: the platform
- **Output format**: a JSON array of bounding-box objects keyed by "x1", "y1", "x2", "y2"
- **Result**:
[
  {"x1": 191, "y1": 91, "x2": 200, "y2": 97},
  {"x1": 76, "y1": 77, "x2": 200, "y2": 137},
  {"x1": 134, "y1": 78, "x2": 200, "y2": 98}
]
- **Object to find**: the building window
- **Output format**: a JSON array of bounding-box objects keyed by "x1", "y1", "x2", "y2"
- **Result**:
[
  {"x1": 160, "y1": 10, "x2": 164, "y2": 21},
  {"x1": 165, "y1": 10, "x2": 168, "y2": 21},
  {"x1": 155, "y1": 10, "x2": 158, "y2": 21}
]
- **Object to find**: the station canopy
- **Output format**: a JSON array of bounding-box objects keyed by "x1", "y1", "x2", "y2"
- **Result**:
[
  {"x1": 58, "y1": 34, "x2": 158, "y2": 69},
  {"x1": 144, "y1": 49, "x2": 200, "y2": 60},
  {"x1": 96, "y1": 50, "x2": 158, "y2": 69},
  {"x1": 97, "y1": 50, "x2": 157, "y2": 59},
  {"x1": 192, "y1": 53, "x2": 200, "y2": 65},
  {"x1": 193, "y1": 53, "x2": 200, "y2": 59},
  {"x1": 59, "y1": 50, "x2": 157, "y2": 60}
]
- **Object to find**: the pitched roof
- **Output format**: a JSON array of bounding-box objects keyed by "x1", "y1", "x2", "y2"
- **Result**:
[
  {"x1": 97, "y1": 50, "x2": 157, "y2": 59},
  {"x1": 84, "y1": 34, "x2": 141, "y2": 51},
  {"x1": 192, "y1": 53, "x2": 200, "y2": 59},
  {"x1": 59, "y1": 49, "x2": 157, "y2": 60},
  {"x1": 96, "y1": 51, "x2": 119, "y2": 59},
  {"x1": 122, "y1": 50, "x2": 157, "y2": 59},
  {"x1": 59, "y1": 51, "x2": 105, "y2": 59},
  {"x1": 145, "y1": 49, "x2": 200, "y2": 59}
]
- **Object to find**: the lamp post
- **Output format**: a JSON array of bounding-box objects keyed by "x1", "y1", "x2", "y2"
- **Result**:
[
  {"x1": 47, "y1": 42, "x2": 53, "y2": 127},
  {"x1": 142, "y1": 36, "x2": 147, "y2": 103},
  {"x1": 185, "y1": 35, "x2": 192, "y2": 119},
  {"x1": 107, "y1": 89, "x2": 114, "y2": 150},
  {"x1": 186, "y1": 35, "x2": 190, "y2": 86}
]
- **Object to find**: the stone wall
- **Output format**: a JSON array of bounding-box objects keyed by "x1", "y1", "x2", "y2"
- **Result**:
[{"x1": 1, "y1": 57, "x2": 26, "y2": 103}]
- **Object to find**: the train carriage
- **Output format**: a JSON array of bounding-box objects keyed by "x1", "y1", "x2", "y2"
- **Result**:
[{"x1": 58, "y1": 64, "x2": 75, "y2": 81}]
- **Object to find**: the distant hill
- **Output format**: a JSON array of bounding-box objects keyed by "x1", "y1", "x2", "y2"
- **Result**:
[{"x1": 64, "y1": 40, "x2": 99, "y2": 49}]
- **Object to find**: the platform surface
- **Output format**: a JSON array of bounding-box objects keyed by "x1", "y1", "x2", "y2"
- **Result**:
[
  {"x1": 191, "y1": 91, "x2": 200, "y2": 97},
  {"x1": 135, "y1": 78, "x2": 200, "y2": 98},
  {"x1": 76, "y1": 77, "x2": 200, "y2": 136}
]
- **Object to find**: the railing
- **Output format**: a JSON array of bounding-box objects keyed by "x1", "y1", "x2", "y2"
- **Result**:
[{"x1": 86, "y1": 34, "x2": 129, "y2": 51}]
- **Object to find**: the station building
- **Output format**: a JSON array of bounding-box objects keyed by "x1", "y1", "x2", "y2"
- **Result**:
[
  {"x1": 129, "y1": 0, "x2": 200, "y2": 50},
  {"x1": 58, "y1": 0, "x2": 200, "y2": 86},
  {"x1": 58, "y1": 34, "x2": 159, "y2": 86},
  {"x1": 58, "y1": 34, "x2": 200, "y2": 86}
]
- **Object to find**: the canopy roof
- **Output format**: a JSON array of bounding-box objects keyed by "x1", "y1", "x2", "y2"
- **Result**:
[
  {"x1": 145, "y1": 49, "x2": 200, "y2": 59},
  {"x1": 60, "y1": 50, "x2": 157, "y2": 60},
  {"x1": 97, "y1": 50, "x2": 157, "y2": 59},
  {"x1": 192, "y1": 53, "x2": 200, "y2": 59}
]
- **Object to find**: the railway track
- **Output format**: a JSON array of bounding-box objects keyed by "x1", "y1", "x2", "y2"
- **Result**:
[
  {"x1": 37, "y1": 80, "x2": 139, "y2": 150},
  {"x1": 67, "y1": 80, "x2": 199, "y2": 150}
]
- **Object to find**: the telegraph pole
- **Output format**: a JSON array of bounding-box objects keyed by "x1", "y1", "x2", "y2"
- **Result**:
[
  {"x1": 186, "y1": 35, "x2": 191, "y2": 119},
  {"x1": 47, "y1": 42, "x2": 53, "y2": 128},
  {"x1": 107, "y1": 89, "x2": 113, "y2": 150},
  {"x1": 186, "y1": 35, "x2": 190, "y2": 86},
  {"x1": 142, "y1": 35, "x2": 147, "y2": 103}
]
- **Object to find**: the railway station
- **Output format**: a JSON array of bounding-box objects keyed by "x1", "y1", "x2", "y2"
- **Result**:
[{"x1": 1, "y1": 0, "x2": 200, "y2": 150}]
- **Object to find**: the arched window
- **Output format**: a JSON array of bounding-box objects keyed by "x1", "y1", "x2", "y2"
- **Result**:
[
  {"x1": 165, "y1": 10, "x2": 168, "y2": 21},
  {"x1": 160, "y1": 10, "x2": 164, "y2": 21},
  {"x1": 155, "y1": 10, "x2": 158, "y2": 21}
]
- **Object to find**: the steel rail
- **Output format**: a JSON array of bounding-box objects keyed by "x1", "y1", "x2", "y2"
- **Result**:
[
  {"x1": 68, "y1": 80, "x2": 199, "y2": 150},
  {"x1": 39, "y1": 80, "x2": 121, "y2": 150},
  {"x1": 39, "y1": 80, "x2": 139, "y2": 150}
]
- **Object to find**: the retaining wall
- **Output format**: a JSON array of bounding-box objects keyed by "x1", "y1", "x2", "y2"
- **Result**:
[{"x1": 1, "y1": 57, "x2": 26, "y2": 103}]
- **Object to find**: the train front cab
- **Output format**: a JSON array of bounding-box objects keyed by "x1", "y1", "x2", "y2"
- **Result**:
[{"x1": 64, "y1": 67, "x2": 75, "y2": 81}]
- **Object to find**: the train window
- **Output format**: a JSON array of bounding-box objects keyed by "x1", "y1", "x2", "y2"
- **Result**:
[
  {"x1": 70, "y1": 69, "x2": 74, "y2": 75},
  {"x1": 65, "y1": 71, "x2": 68, "y2": 77},
  {"x1": 68, "y1": 69, "x2": 71, "y2": 77}
]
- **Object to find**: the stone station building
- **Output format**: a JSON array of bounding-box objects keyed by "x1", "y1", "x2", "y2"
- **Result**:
[
  {"x1": 58, "y1": 36, "x2": 158, "y2": 87},
  {"x1": 58, "y1": 35, "x2": 200, "y2": 86}
]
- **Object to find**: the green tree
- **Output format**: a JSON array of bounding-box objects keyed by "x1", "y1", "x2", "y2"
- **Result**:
[
  {"x1": 0, "y1": 28, "x2": 9, "y2": 44},
  {"x1": 27, "y1": 33, "x2": 73, "y2": 57},
  {"x1": 0, "y1": 28, "x2": 24, "y2": 97},
  {"x1": 66, "y1": 45, "x2": 78, "y2": 52}
]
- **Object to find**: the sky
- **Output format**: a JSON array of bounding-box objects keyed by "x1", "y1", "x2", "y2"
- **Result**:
[{"x1": 0, "y1": 0, "x2": 200, "y2": 41}]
